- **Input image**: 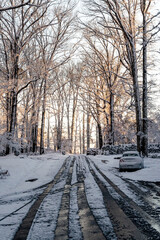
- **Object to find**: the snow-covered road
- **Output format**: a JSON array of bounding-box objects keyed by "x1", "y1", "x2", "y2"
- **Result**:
[{"x1": 0, "y1": 153, "x2": 160, "y2": 239}]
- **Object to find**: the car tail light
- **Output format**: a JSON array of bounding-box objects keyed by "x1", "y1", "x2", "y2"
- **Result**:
[{"x1": 120, "y1": 159, "x2": 124, "y2": 162}]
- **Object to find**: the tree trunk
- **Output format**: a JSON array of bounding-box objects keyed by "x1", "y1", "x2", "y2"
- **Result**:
[
  {"x1": 96, "y1": 101, "x2": 103, "y2": 149},
  {"x1": 82, "y1": 110, "x2": 85, "y2": 154},
  {"x1": 47, "y1": 116, "x2": 50, "y2": 149},
  {"x1": 32, "y1": 123, "x2": 38, "y2": 153},
  {"x1": 87, "y1": 107, "x2": 91, "y2": 149},
  {"x1": 10, "y1": 91, "x2": 18, "y2": 136},
  {"x1": 21, "y1": 93, "x2": 29, "y2": 153},
  {"x1": 57, "y1": 118, "x2": 61, "y2": 150},
  {"x1": 40, "y1": 79, "x2": 46, "y2": 155},
  {"x1": 74, "y1": 115, "x2": 78, "y2": 154},
  {"x1": 30, "y1": 87, "x2": 38, "y2": 153},
  {"x1": 79, "y1": 121, "x2": 82, "y2": 154},
  {"x1": 56, "y1": 102, "x2": 64, "y2": 151},
  {"x1": 10, "y1": 38, "x2": 19, "y2": 140},
  {"x1": 142, "y1": 3, "x2": 148, "y2": 157},
  {"x1": 67, "y1": 106, "x2": 70, "y2": 140},
  {"x1": 130, "y1": 42, "x2": 142, "y2": 153},
  {"x1": 110, "y1": 91, "x2": 114, "y2": 145},
  {"x1": 97, "y1": 123, "x2": 103, "y2": 149},
  {"x1": 54, "y1": 116, "x2": 58, "y2": 151},
  {"x1": 6, "y1": 92, "x2": 10, "y2": 155},
  {"x1": 71, "y1": 96, "x2": 77, "y2": 153}
]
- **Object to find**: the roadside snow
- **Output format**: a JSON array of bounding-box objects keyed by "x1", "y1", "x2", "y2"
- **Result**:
[
  {"x1": 89, "y1": 154, "x2": 160, "y2": 205},
  {"x1": 0, "y1": 153, "x2": 66, "y2": 240},
  {"x1": 0, "y1": 153, "x2": 66, "y2": 196},
  {"x1": 120, "y1": 157, "x2": 160, "y2": 182}
]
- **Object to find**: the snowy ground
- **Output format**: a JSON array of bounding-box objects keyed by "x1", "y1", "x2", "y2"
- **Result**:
[
  {"x1": 0, "y1": 153, "x2": 67, "y2": 196},
  {"x1": 0, "y1": 153, "x2": 67, "y2": 240},
  {"x1": 0, "y1": 152, "x2": 160, "y2": 239}
]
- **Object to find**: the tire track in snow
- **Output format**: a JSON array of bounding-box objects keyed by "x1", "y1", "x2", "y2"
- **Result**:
[
  {"x1": 86, "y1": 157, "x2": 160, "y2": 239},
  {"x1": 122, "y1": 178, "x2": 160, "y2": 220},
  {"x1": 76, "y1": 155, "x2": 115, "y2": 240},
  {"x1": 13, "y1": 156, "x2": 71, "y2": 240},
  {"x1": 54, "y1": 157, "x2": 74, "y2": 240},
  {"x1": 77, "y1": 182, "x2": 106, "y2": 240}
]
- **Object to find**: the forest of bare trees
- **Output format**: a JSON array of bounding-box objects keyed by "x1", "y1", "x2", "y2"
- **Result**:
[{"x1": 0, "y1": 0, "x2": 160, "y2": 156}]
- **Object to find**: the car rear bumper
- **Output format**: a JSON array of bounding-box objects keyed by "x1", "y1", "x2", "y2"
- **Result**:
[{"x1": 119, "y1": 163, "x2": 142, "y2": 170}]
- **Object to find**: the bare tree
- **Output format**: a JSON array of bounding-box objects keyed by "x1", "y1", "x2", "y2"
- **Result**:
[
  {"x1": 140, "y1": 0, "x2": 152, "y2": 156},
  {"x1": 84, "y1": 0, "x2": 143, "y2": 152},
  {"x1": 38, "y1": 2, "x2": 76, "y2": 154},
  {"x1": 80, "y1": 24, "x2": 124, "y2": 147},
  {"x1": 0, "y1": 0, "x2": 51, "y2": 153}
]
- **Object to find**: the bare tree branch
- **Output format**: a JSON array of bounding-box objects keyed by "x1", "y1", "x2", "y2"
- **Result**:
[{"x1": 0, "y1": 1, "x2": 31, "y2": 12}]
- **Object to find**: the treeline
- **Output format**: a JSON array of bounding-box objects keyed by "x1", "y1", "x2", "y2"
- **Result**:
[{"x1": 101, "y1": 143, "x2": 160, "y2": 155}]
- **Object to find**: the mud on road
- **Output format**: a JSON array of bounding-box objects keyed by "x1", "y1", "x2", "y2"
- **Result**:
[{"x1": 12, "y1": 155, "x2": 160, "y2": 240}]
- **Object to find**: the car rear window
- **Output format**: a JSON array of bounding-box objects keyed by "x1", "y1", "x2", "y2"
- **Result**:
[{"x1": 123, "y1": 153, "x2": 138, "y2": 157}]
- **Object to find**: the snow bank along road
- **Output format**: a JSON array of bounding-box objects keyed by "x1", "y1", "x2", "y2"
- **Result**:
[{"x1": 1, "y1": 155, "x2": 160, "y2": 240}]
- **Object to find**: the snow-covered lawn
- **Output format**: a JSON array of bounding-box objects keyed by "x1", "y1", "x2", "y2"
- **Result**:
[
  {"x1": 0, "y1": 153, "x2": 66, "y2": 240},
  {"x1": 0, "y1": 153, "x2": 67, "y2": 196}
]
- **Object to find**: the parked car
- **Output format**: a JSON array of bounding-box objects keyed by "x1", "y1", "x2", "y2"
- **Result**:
[
  {"x1": 119, "y1": 151, "x2": 144, "y2": 171},
  {"x1": 86, "y1": 148, "x2": 98, "y2": 156}
]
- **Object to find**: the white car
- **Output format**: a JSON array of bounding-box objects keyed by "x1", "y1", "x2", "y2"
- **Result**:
[{"x1": 119, "y1": 151, "x2": 144, "y2": 171}]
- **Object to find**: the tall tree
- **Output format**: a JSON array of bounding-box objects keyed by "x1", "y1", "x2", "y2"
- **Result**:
[
  {"x1": 0, "y1": 0, "x2": 51, "y2": 152},
  {"x1": 141, "y1": 0, "x2": 152, "y2": 156},
  {"x1": 85, "y1": 0, "x2": 142, "y2": 151}
]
